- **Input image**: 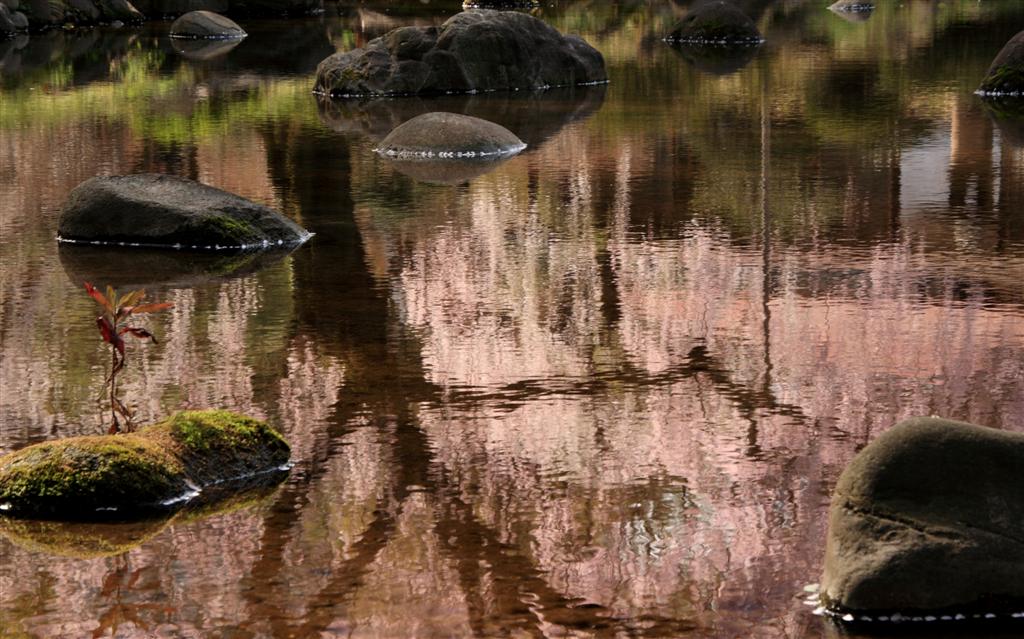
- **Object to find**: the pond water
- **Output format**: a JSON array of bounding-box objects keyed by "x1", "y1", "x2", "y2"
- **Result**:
[{"x1": 2, "y1": 1, "x2": 1023, "y2": 637}]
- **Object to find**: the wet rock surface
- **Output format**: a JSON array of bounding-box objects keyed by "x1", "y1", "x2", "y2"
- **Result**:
[
  {"x1": 0, "y1": 410, "x2": 290, "y2": 520},
  {"x1": 665, "y1": 1, "x2": 762, "y2": 45},
  {"x1": 822, "y1": 417, "x2": 1024, "y2": 614},
  {"x1": 169, "y1": 10, "x2": 245, "y2": 39},
  {"x1": 376, "y1": 111, "x2": 526, "y2": 158},
  {"x1": 979, "y1": 30, "x2": 1024, "y2": 96},
  {"x1": 58, "y1": 174, "x2": 310, "y2": 250},
  {"x1": 314, "y1": 9, "x2": 606, "y2": 98}
]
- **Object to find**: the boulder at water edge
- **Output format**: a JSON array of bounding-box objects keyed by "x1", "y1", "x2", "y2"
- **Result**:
[
  {"x1": 979, "y1": 30, "x2": 1024, "y2": 96},
  {"x1": 0, "y1": 410, "x2": 290, "y2": 520},
  {"x1": 313, "y1": 10, "x2": 606, "y2": 98},
  {"x1": 169, "y1": 10, "x2": 246, "y2": 39},
  {"x1": 665, "y1": 1, "x2": 762, "y2": 45},
  {"x1": 58, "y1": 174, "x2": 310, "y2": 250},
  {"x1": 821, "y1": 417, "x2": 1024, "y2": 615},
  {"x1": 376, "y1": 112, "x2": 526, "y2": 158}
]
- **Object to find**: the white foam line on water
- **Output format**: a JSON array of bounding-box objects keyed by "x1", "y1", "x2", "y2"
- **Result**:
[
  {"x1": 975, "y1": 89, "x2": 1024, "y2": 97},
  {"x1": 820, "y1": 606, "x2": 1024, "y2": 624},
  {"x1": 663, "y1": 36, "x2": 765, "y2": 46},
  {"x1": 315, "y1": 79, "x2": 610, "y2": 100},
  {"x1": 372, "y1": 142, "x2": 528, "y2": 160},
  {"x1": 56, "y1": 233, "x2": 314, "y2": 251}
]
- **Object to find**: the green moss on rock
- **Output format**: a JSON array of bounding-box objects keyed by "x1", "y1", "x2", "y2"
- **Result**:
[{"x1": 0, "y1": 410, "x2": 290, "y2": 520}]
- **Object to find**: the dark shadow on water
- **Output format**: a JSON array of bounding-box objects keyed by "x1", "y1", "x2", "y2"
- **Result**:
[
  {"x1": 667, "y1": 42, "x2": 761, "y2": 76},
  {"x1": 316, "y1": 83, "x2": 608, "y2": 149},
  {"x1": 982, "y1": 99, "x2": 1024, "y2": 148},
  {"x1": 59, "y1": 243, "x2": 299, "y2": 290},
  {"x1": 382, "y1": 155, "x2": 518, "y2": 185},
  {"x1": 0, "y1": 478, "x2": 285, "y2": 559}
]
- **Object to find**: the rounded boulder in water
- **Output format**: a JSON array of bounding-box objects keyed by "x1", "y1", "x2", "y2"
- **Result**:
[
  {"x1": 821, "y1": 417, "x2": 1024, "y2": 615},
  {"x1": 169, "y1": 11, "x2": 247, "y2": 40},
  {"x1": 979, "y1": 30, "x2": 1024, "y2": 96},
  {"x1": 666, "y1": 1, "x2": 762, "y2": 45},
  {"x1": 375, "y1": 112, "x2": 526, "y2": 159},
  {"x1": 58, "y1": 174, "x2": 310, "y2": 251}
]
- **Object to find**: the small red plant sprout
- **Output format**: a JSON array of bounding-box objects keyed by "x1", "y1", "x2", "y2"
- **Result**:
[{"x1": 85, "y1": 282, "x2": 173, "y2": 434}]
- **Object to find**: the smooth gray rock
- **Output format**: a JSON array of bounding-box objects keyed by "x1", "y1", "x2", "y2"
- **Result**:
[
  {"x1": 0, "y1": 3, "x2": 28, "y2": 32},
  {"x1": 665, "y1": 1, "x2": 762, "y2": 45},
  {"x1": 58, "y1": 174, "x2": 310, "y2": 250},
  {"x1": 979, "y1": 30, "x2": 1024, "y2": 96},
  {"x1": 169, "y1": 10, "x2": 245, "y2": 39},
  {"x1": 822, "y1": 417, "x2": 1024, "y2": 614},
  {"x1": 314, "y1": 10, "x2": 606, "y2": 98},
  {"x1": 376, "y1": 112, "x2": 526, "y2": 158}
]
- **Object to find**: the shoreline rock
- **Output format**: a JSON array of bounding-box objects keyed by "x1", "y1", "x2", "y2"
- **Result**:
[
  {"x1": 57, "y1": 174, "x2": 311, "y2": 251},
  {"x1": 313, "y1": 9, "x2": 606, "y2": 98},
  {"x1": 979, "y1": 30, "x2": 1024, "y2": 97},
  {"x1": 821, "y1": 417, "x2": 1024, "y2": 617},
  {"x1": 0, "y1": 410, "x2": 290, "y2": 520}
]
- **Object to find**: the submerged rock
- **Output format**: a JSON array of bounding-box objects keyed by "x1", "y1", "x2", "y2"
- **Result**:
[
  {"x1": 169, "y1": 10, "x2": 246, "y2": 39},
  {"x1": 376, "y1": 112, "x2": 526, "y2": 159},
  {"x1": 979, "y1": 30, "x2": 1024, "y2": 96},
  {"x1": 0, "y1": 410, "x2": 290, "y2": 520},
  {"x1": 58, "y1": 174, "x2": 310, "y2": 251},
  {"x1": 313, "y1": 9, "x2": 606, "y2": 98},
  {"x1": 665, "y1": 1, "x2": 762, "y2": 45},
  {"x1": 821, "y1": 417, "x2": 1024, "y2": 615}
]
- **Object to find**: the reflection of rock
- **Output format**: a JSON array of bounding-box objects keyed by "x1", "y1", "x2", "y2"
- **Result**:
[
  {"x1": 665, "y1": 1, "x2": 762, "y2": 45},
  {"x1": 376, "y1": 112, "x2": 525, "y2": 158},
  {"x1": 979, "y1": 30, "x2": 1024, "y2": 96},
  {"x1": 59, "y1": 243, "x2": 295, "y2": 289},
  {"x1": 668, "y1": 41, "x2": 759, "y2": 75},
  {"x1": 171, "y1": 35, "x2": 241, "y2": 59},
  {"x1": 0, "y1": 410, "x2": 290, "y2": 520},
  {"x1": 317, "y1": 83, "x2": 606, "y2": 149},
  {"x1": 169, "y1": 10, "x2": 247, "y2": 39},
  {"x1": 313, "y1": 10, "x2": 606, "y2": 98},
  {"x1": 828, "y1": 0, "x2": 873, "y2": 23},
  {"x1": 0, "y1": 481, "x2": 281, "y2": 558},
  {"x1": 983, "y1": 99, "x2": 1024, "y2": 147},
  {"x1": 384, "y1": 156, "x2": 515, "y2": 185},
  {"x1": 822, "y1": 417, "x2": 1024, "y2": 615},
  {"x1": 58, "y1": 174, "x2": 311, "y2": 250}
]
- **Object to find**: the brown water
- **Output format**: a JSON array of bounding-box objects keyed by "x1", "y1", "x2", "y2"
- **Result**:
[{"x1": 2, "y1": 1, "x2": 1024, "y2": 637}]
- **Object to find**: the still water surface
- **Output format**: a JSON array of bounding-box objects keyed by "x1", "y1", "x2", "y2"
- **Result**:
[{"x1": 1, "y1": 1, "x2": 1023, "y2": 637}]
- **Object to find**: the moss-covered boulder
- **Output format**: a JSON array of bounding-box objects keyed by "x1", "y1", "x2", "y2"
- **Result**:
[
  {"x1": 0, "y1": 410, "x2": 290, "y2": 520},
  {"x1": 169, "y1": 10, "x2": 246, "y2": 39},
  {"x1": 979, "y1": 30, "x2": 1024, "y2": 96},
  {"x1": 665, "y1": 1, "x2": 762, "y2": 46},
  {"x1": 821, "y1": 417, "x2": 1024, "y2": 617},
  {"x1": 313, "y1": 10, "x2": 606, "y2": 98},
  {"x1": 57, "y1": 174, "x2": 311, "y2": 251}
]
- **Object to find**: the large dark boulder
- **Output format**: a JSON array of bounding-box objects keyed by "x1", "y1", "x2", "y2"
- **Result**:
[
  {"x1": 376, "y1": 112, "x2": 526, "y2": 158},
  {"x1": 169, "y1": 10, "x2": 245, "y2": 39},
  {"x1": 979, "y1": 30, "x2": 1024, "y2": 96},
  {"x1": 313, "y1": 9, "x2": 606, "y2": 98},
  {"x1": 0, "y1": 3, "x2": 29, "y2": 34},
  {"x1": 0, "y1": 410, "x2": 290, "y2": 520},
  {"x1": 821, "y1": 417, "x2": 1024, "y2": 616},
  {"x1": 57, "y1": 174, "x2": 310, "y2": 251},
  {"x1": 665, "y1": 1, "x2": 762, "y2": 45}
]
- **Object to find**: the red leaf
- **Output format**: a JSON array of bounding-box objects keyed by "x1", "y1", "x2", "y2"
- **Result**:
[
  {"x1": 119, "y1": 326, "x2": 157, "y2": 343},
  {"x1": 84, "y1": 282, "x2": 113, "y2": 314},
  {"x1": 97, "y1": 317, "x2": 125, "y2": 355}
]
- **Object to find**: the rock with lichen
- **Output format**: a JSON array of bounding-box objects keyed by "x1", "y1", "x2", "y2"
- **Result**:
[
  {"x1": 57, "y1": 174, "x2": 311, "y2": 251},
  {"x1": 0, "y1": 410, "x2": 290, "y2": 520}
]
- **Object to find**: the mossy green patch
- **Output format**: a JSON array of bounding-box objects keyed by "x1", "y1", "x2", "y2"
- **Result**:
[
  {"x1": 0, "y1": 410, "x2": 290, "y2": 520},
  {"x1": 196, "y1": 215, "x2": 261, "y2": 245},
  {"x1": 0, "y1": 436, "x2": 186, "y2": 519},
  {"x1": 980, "y1": 65, "x2": 1024, "y2": 93}
]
